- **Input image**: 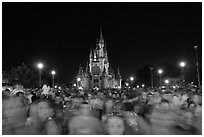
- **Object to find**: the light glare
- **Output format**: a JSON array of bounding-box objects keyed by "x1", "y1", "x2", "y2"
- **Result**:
[{"x1": 37, "y1": 63, "x2": 43, "y2": 69}]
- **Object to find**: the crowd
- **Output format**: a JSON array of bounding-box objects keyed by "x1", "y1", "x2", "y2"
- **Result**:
[{"x1": 2, "y1": 83, "x2": 202, "y2": 135}]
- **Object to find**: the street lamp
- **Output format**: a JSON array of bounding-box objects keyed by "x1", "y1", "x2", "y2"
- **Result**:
[
  {"x1": 77, "y1": 77, "x2": 81, "y2": 89},
  {"x1": 51, "y1": 70, "x2": 56, "y2": 88},
  {"x1": 194, "y1": 45, "x2": 201, "y2": 87},
  {"x1": 165, "y1": 79, "x2": 169, "y2": 84},
  {"x1": 130, "y1": 77, "x2": 134, "y2": 81},
  {"x1": 77, "y1": 77, "x2": 81, "y2": 82},
  {"x1": 180, "y1": 62, "x2": 186, "y2": 68},
  {"x1": 37, "y1": 63, "x2": 43, "y2": 88},
  {"x1": 129, "y1": 76, "x2": 134, "y2": 88},
  {"x1": 150, "y1": 67, "x2": 154, "y2": 88},
  {"x1": 179, "y1": 61, "x2": 186, "y2": 86},
  {"x1": 158, "y1": 69, "x2": 163, "y2": 87}
]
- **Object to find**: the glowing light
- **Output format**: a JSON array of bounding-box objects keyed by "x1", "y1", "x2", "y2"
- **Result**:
[
  {"x1": 142, "y1": 84, "x2": 145, "y2": 88},
  {"x1": 51, "y1": 70, "x2": 56, "y2": 75},
  {"x1": 73, "y1": 84, "x2": 76, "y2": 87},
  {"x1": 77, "y1": 77, "x2": 81, "y2": 82},
  {"x1": 180, "y1": 62, "x2": 186, "y2": 67},
  {"x1": 165, "y1": 79, "x2": 169, "y2": 84},
  {"x1": 158, "y1": 69, "x2": 163, "y2": 74},
  {"x1": 137, "y1": 85, "x2": 139, "y2": 88},
  {"x1": 37, "y1": 63, "x2": 43, "y2": 69},
  {"x1": 54, "y1": 85, "x2": 57, "y2": 88},
  {"x1": 130, "y1": 77, "x2": 134, "y2": 81}
]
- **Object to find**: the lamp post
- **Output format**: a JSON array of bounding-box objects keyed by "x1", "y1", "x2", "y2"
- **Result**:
[
  {"x1": 180, "y1": 61, "x2": 186, "y2": 86},
  {"x1": 37, "y1": 63, "x2": 43, "y2": 88},
  {"x1": 150, "y1": 67, "x2": 154, "y2": 88},
  {"x1": 51, "y1": 70, "x2": 56, "y2": 88},
  {"x1": 194, "y1": 45, "x2": 200, "y2": 87},
  {"x1": 130, "y1": 76, "x2": 134, "y2": 88},
  {"x1": 158, "y1": 69, "x2": 163, "y2": 88},
  {"x1": 77, "y1": 77, "x2": 81, "y2": 89}
]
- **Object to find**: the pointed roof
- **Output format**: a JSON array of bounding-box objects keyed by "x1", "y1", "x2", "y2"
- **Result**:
[
  {"x1": 89, "y1": 46, "x2": 93, "y2": 59},
  {"x1": 85, "y1": 62, "x2": 89, "y2": 73},
  {"x1": 99, "y1": 25, "x2": 104, "y2": 42},
  {"x1": 116, "y1": 67, "x2": 122, "y2": 79},
  {"x1": 84, "y1": 62, "x2": 91, "y2": 77},
  {"x1": 109, "y1": 64, "x2": 114, "y2": 75},
  {"x1": 93, "y1": 49, "x2": 97, "y2": 59},
  {"x1": 78, "y1": 64, "x2": 83, "y2": 76}
]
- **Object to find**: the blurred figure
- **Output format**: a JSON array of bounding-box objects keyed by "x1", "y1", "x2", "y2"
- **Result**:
[
  {"x1": 68, "y1": 104, "x2": 103, "y2": 135},
  {"x1": 103, "y1": 98, "x2": 115, "y2": 115},
  {"x1": 104, "y1": 115, "x2": 125, "y2": 135},
  {"x1": 2, "y1": 97, "x2": 28, "y2": 134},
  {"x1": 175, "y1": 110, "x2": 200, "y2": 134},
  {"x1": 25, "y1": 100, "x2": 59, "y2": 134},
  {"x1": 141, "y1": 101, "x2": 178, "y2": 135}
]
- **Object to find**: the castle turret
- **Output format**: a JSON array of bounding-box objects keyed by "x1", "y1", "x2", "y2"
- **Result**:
[
  {"x1": 89, "y1": 48, "x2": 93, "y2": 60},
  {"x1": 99, "y1": 25, "x2": 104, "y2": 48},
  {"x1": 85, "y1": 62, "x2": 90, "y2": 77},
  {"x1": 78, "y1": 64, "x2": 83, "y2": 76},
  {"x1": 93, "y1": 49, "x2": 97, "y2": 61},
  {"x1": 116, "y1": 67, "x2": 122, "y2": 79},
  {"x1": 115, "y1": 67, "x2": 122, "y2": 89}
]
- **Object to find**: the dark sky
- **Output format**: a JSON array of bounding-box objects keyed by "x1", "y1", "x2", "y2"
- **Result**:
[{"x1": 3, "y1": 2, "x2": 202, "y2": 83}]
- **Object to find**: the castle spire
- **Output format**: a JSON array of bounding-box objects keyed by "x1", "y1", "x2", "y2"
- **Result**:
[
  {"x1": 98, "y1": 24, "x2": 105, "y2": 50},
  {"x1": 99, "y1": 24, "x2": 104, "y2": 42},
  {"x1": 116, "y1": 67, "x2": 121, "y2": 79},
  {"x1": 85, "y1": 62, "x2": 90, "y2": 77},
  {"x1": 78, "y1": 64, "x2": 83, "y2": 76},
  {"x1": 89, "y1": 46, "x2": 93, "y2": 59},
  {"x1": 85, "y1": 62, "x2": 89, "y2": 72},
  {"x1": 93, "y1": 49, "x2": 97, "y2": 61},
  {"x1": 78, "y1": 64, "x2": 81, "y2": 75}
]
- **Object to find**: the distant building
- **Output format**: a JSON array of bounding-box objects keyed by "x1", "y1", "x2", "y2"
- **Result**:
[{"x1": 76, "y1": 28, "x2": 122, "y2": 90}]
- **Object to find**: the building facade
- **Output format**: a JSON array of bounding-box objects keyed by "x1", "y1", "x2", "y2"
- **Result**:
[{"x1": 76, "y1": 29, "x2": 122, "y2": 90}]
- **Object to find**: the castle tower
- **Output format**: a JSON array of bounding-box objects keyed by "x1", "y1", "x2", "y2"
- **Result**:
[
  {"x1": 78, "y1": 26, "x2": 122, "y2": 90},
  {"x1": 116, "y1": 67, "x2": 122, "y2": 89}
]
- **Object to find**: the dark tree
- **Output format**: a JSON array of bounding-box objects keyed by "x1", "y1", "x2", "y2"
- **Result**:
[{"x1": 4, "y1": 63, "x2": 39, "y2": 88}]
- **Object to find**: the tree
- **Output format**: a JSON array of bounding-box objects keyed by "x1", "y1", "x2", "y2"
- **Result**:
[{"x1": 5, "y1": 63, "x2": 39, "y2": 88}]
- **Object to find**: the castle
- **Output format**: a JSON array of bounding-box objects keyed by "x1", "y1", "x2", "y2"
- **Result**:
[{"x1": 76, "y1": 28, "x2": 122, "y2": 90}]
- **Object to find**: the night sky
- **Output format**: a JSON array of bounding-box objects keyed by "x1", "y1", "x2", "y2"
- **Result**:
[{"x1": 3, "y1": 2, "x2": 202, "y2": 84}]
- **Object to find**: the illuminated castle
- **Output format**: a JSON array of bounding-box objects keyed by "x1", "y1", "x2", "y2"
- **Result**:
[{"x1": 76, "y1": 28, "x2": 122, "y2": 90}]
